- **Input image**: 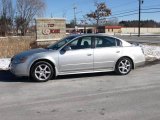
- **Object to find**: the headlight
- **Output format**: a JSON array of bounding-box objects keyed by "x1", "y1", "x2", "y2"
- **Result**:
[
  {"x1": 13, "y1": 56, "x2": 28, "y2": 64},
  {"x1": 19, "y1": 56, "x2": 28, "y2": 63}
]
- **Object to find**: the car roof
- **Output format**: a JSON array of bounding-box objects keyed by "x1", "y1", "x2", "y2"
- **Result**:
[
  {"x1": 68, "y1": 33, "x2": 118, "y2": 39},
  {"x1": 68, "y1": 34, "x2": 131, "y2": 46}
]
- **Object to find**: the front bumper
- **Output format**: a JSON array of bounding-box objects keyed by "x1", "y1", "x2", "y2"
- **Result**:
[{"x1": 10, "y1": 62, "x2": 29, "y2": 77}]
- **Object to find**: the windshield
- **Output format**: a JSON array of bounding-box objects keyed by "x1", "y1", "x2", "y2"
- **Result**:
[{"x1": 47, "y1": 35, "x2": 78, "y2": 50}]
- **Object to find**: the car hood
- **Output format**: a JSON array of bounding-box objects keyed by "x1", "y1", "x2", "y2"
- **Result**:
[{"x1": 13, "y1": 48, "x2": 51, "y2": 59}]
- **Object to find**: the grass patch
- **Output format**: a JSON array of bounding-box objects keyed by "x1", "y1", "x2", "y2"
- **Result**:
[{"x1": 0, "y1": 36, "x2": 35, "y2": 58}]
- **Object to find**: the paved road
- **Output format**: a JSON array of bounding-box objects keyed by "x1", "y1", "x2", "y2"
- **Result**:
[
  {"x1": 116, "y1": 35, "x2": 160, "y2": 44},
  {"x1": 0, "y1": 62, "x2": 160, "y2": 120}
]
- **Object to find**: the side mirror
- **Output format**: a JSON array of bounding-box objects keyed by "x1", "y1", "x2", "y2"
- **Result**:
[{"x1": 63, "y1": 46, "x2": 71, "y2": 51}]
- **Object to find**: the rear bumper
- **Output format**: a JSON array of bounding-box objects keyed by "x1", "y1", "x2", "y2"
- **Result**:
[{"x1": 134, "y1": 61, "x2": 145, "y2": 68}]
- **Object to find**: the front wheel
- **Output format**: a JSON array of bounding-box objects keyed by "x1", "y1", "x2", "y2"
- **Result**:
[
  {"x1": 115, "y1": 57, "x2": 132, "y2": 75},
  {"x1": 31, "y1": 61, "x2": 54, "y2": 82}
]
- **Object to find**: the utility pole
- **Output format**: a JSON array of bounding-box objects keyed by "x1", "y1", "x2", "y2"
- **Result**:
[
  {"x1": 73, "y1": 5, "x2": 77, "y2": 28},
  {"x1": 138, "y1": 0, "x2": 144, "y2": 37}
]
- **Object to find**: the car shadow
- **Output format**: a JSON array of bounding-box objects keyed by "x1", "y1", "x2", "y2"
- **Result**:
[
  {"x1": 56, "y1": 72, "x2": 116, "y2": 80},
  {"x1": 1, "y1": 60, "x2": 160, "y2": 83},
  {"x1": 0, "y1": 70, "x2": 116, "y2": 83},
  {"x1": 0, "y1": 70, "x2": 32, "y2": 82}
]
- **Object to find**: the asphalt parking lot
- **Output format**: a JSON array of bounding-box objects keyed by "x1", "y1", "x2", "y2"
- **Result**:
[
  {"x1": 0, "y1": 61, "x2": 160, "y2": 120},
  {"x1": 116, "y1": 35, "x2": 160, "y2": 44}
]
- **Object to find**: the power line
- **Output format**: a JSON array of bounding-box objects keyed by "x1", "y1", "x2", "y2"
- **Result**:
[
  {"x1": 142, "y1": 7, "x2": 160, "y2": 10},
  {"x1": 112, "y1": 4, "x2": 160, "y2": 16},
  {"x1": 62, "y1": 1, "x2": 160, "y2": 23},
  {"x1": 142, "y1": 4, "x2": 160, "y2": 8},
  {"x1": 111, "y1": 7, "x2": 160, "y2": 17},
  {"x1": 142, "y1": 10, "x2": 160, "y2": 14},
  {"x1": 109, "y1": 10, "x2": 160, "y2": 19},
  {"x1": 110, "y1": 12, "x2": 138, "y2": 18},
  {"x1": 111, "y1": 9, "x2": 138, "y2": 16}
]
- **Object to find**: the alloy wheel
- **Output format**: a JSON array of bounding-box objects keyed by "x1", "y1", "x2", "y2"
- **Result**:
[{"x1": 118, "y1": 59, "x2": 131, "y2": 74}]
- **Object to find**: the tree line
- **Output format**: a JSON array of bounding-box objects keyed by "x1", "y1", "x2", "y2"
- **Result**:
[
  {"x1": 119, "y1": 20, "x2": 160, "y2": 27},
  {"x1": 0, "y1": 0, "x2": 45, "y2": 36}
]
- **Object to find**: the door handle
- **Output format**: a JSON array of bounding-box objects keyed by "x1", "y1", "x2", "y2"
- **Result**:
[
  {"x1": 87, "y1": 54, "x2": 92, "y2": 56},
  {"x1": 116, "y1": 51, "x2": 120, "y2": 53}
]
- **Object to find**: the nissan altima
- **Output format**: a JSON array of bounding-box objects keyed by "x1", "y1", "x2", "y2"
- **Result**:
[{"x1": 10, "y1": 34, "x2": 145, "y2": 82}]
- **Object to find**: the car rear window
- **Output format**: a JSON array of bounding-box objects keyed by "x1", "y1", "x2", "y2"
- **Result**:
[{"x1": 95, "y1": 36, "x2": 121, "y2": 48}]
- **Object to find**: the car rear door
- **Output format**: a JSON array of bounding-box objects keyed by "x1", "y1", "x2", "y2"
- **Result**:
[{"x1": 93, "y1": 36, "x2": 122, "y2": 71}]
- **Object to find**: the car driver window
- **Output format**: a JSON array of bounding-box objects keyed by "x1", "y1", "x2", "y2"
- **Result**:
[
  {"x1": 67, "y1": 37, "x2": 92, "y2": 50},
  {"x1": 80, "y1": 37, "x2": 91, "y2": 49}
]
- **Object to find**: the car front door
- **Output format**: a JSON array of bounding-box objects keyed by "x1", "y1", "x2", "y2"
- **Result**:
[
  {"x1": 58, "y1": 36, "x2": 94, "y2": 74},
  {"x1": 93, "y1": 36, "x2": 122, "y2": 71}
]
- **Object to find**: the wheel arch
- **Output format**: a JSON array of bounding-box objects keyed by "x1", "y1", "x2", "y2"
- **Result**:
[
  {"x1": 116, "y1": 56, "x2": 134, "y2": 69},
  {"x1": 29, "y1": 59, "x2": 56, "y2": 77}
]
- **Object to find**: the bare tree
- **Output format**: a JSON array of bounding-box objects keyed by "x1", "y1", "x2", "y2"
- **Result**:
[
  {"x1": 0, "y1": 0, "x2": 14, "y2": 36},
  {"x1": 16, "y1": 0, "x2": 45, "y2": 36},
  {"x1": 86, "y1": 2, "x2": 111, "y2": 26}
]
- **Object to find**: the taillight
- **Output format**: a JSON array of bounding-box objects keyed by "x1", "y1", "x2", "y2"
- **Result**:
[{"x1": 141, "y1": 47, "x2": 144, "y2": 54}]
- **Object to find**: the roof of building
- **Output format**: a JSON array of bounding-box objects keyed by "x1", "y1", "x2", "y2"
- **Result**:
[{"x1": 105, "y1": 26, "x2": 122, "y2": 29}]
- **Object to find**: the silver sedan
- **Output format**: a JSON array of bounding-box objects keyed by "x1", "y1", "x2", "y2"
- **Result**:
[{"x1": 10, "y1": 34, "x2": 145, "y2": 82}]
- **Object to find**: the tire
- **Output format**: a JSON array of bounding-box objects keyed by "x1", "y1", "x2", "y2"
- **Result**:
[
  {"x1": 115, "y1": 57, "x2": 132, "y2": 75},
  {"x1": 31, "y1": 61, "x2": 54, "y2": 82}
]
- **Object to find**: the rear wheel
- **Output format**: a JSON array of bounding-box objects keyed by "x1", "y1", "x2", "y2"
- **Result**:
[
  {"x1": 115, "y1": 57, "x2": 132, "y2": 75},
  {"x1": 31, "y1": 61, "x2": 54, "y2": 82}
]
